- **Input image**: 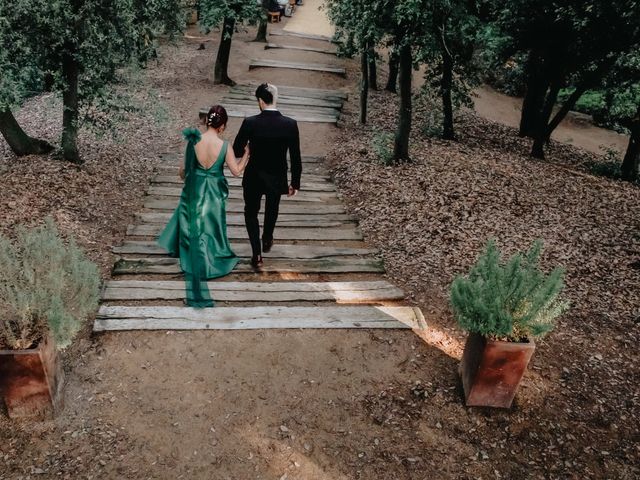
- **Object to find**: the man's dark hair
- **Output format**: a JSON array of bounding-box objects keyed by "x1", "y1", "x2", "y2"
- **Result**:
[{"x1": 255, "y1": 83, "x2": 274, "y2": 105}]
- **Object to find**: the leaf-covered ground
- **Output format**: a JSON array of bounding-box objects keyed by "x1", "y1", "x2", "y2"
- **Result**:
[{"x1": 328, "y1": 89, "x2": 640, "y2": 478}]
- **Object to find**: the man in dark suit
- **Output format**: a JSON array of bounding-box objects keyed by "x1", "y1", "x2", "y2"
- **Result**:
[{"x1": 232, "y1": 83, "x2": 302, "y2": 268}]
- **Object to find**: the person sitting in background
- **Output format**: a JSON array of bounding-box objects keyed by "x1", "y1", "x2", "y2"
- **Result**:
[{"x1": 268, "y1": 0, "x2": 285, "y2": 20}]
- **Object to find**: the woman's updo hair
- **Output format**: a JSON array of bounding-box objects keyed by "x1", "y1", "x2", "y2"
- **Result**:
[{"x1": 206, "y1": 105, "x2": 228, "y2": 129}]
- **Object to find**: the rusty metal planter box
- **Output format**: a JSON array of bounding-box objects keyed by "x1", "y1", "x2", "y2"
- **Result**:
[
  {"x1": 0, "y1": 336, "x2": 64, "y2": 419},
  {"x1": 460, "y1": 332, "x2": 535, "y2": 409}
]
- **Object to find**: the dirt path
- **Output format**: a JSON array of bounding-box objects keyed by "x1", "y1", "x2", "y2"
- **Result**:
[
  {"x1": 284, "y1": 0, "x2": 335, "y2": 39},
  {"x1": 473, "y1": 85, "x2": 629, "y2": 156}
]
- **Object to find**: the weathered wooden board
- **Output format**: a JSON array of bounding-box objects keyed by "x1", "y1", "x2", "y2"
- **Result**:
[
  {"x1": 153, "y1": 173, "x2": 333, "y2": 184},
  {"x1": 231, "y1": 84, "x2": 348, "y2": 100},
  {"x1": 229, "y1": 83, "x2": 349, "y2": 100},
  {"x1": 221, "y1": 108, "x2": 339, "y2": 124},
  {"x1": 158, "y1": 154, "x2": 326, "y2": 164},
  {"x1": 223, "y1": 93, "x2": 342, "y2": 109},
  {"x1": 265, "y1": 43, "x2": 338, "y2": 56},
  {"x1": 147, "y1": 186, "x2": 339, "y2": 202},
  {"x1": 127, "y1": 224, "x2": 363, "y2": 240},
  {"x1": 143, "y1": 198, "x2": 346, "y2": 214},
  {"x1": 215, "y1": 100, "x2": 341, "y2": 115},
  {"x1": 113, "y1": 241, "x2": 374, "y2": 258},
  {"x1": 113, "y1": 257, "x2": 384, "y2": 275},
  {"x1": 94, "y1": 305, "x2": 423, "y2": 331},
  {"x1": 270, "y1": 30, "x2": 334, "y2": 42},
  {"x1": 127, "y1": 218, "x2": 354, "y2": 235},
  {"x1": 135, "y1": 212, "x2": 355, "y2": 225},
  {"x1": 102, "y1": 280, "x2": 403, "y2": 302},
  {"x1": 249, "y1": 59, "x2": 346, "y2": 77},
  {"x1": 151, "y1": 176, "x2": 337, "y2": 192}
]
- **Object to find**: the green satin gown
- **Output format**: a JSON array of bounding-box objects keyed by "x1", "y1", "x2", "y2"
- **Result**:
[{"x1": 157, "y1": 128, "x2": 239, "y2": 307}]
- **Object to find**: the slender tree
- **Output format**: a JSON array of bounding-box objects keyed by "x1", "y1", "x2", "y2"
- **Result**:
[
  {"x1": 326, "y1": 0, "x2": 389, "y2": 124},
  {"x1": 417, "y1": 0, "x2": 482, "y2": 140},
  {"x1": 385, "y1": 49, "x2": 399, "y2": 93},
  {"x1": 368, "y1": 42, "x2": 378, "y2": 90},
  {"x1": 199, "y1": 0, "x2": 262, "y2": 85}
]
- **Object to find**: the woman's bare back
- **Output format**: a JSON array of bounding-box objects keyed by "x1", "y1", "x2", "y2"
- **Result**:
[{"x1": 194, "y1": 132, "x2": 224, "y2": 169}]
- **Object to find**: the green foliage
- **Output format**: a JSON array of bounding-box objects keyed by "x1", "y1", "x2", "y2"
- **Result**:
[
  {"x1": 0, "y1": 219, "x2": 100, "y2": 350},
  {"x1": 558, "y1": 89, "x2": 605, "y2": 116},
  {"x1": 198, "y1": 0, "x2": 261, "y2": 35},
  {"x1": 371, "y1": 129, "x2": 394, "y2": 165},
  {"x1": 0, "y1": 0, "x2": 184, "y2": 145},
  {"x1": 450, "y1": 240, "x2": 569, "y2": 342},
  {"x1": 417, "y1": 92, "x2": 444, "y2": 138},
  {"x1": 0, "y1": 0, "x2": 48, "y2": 109},
  {"x1": 415, "y1": 1, "x2": 483, "y2": 106}
]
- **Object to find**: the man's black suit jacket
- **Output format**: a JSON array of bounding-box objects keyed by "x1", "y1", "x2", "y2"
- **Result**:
[{"x1": 232, "y1": 110, "x2": 302, "y2": 195}]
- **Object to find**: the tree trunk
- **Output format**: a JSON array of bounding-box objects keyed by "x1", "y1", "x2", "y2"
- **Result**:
[
  {"x1": 254, "y1": 15, "x2": 267, "y2": 42},
  {"x1": 440, "y1": 39, "x2": 454, "y2": 140},
  {"x1": 61, "y1": 51, "x2": 81, "y2": 164},
  {"x1": 0, "y1": 109, "x2": 54, "y2": 156},
  {"x1": 519, "y1": 51, "x2": 548, "y2": 138},
  {"x1": 621, "y1": 111, "x2": 640, "y2": 181},
  {"x1": 214, "y1": 17, "x2": 236, "y2": 86},
  {"x1": 385, "y1": 50, "x2": 399, "y2": 93},
  {"x1": 530, "y1": 75, "x2": 561, "y2": 159},
  {"x1": 359, "y1": 48, "x2": 369, "y2": 124},
  {"x1": 393, "y1": 44, "x2": 412, "y2": 162},
  {"x1": 544, "y1": 60, "x2": 614, "y2": 139},
  {"x1": 368, "y1": 43, "x2": 377, "y2": 90},
  {"x1": 543, "y1": 82, "x2": 589, "y2": 140}
]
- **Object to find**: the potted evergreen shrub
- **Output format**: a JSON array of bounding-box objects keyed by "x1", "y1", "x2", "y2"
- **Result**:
[
  {"x1": 0, "y1": 219, "x2": 100, "y2": 419},
  {"x1": 450, "y1": 239, "x2": 569, "y2": 408}
]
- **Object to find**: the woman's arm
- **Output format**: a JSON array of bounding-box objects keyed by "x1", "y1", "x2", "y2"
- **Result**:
[{"x1": 225, "y1": 143, "x2": 250, "y2": 177}]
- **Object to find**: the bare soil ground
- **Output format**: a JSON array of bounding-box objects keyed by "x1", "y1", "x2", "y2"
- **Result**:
[{"x1": 1, "y1": 18, "x2": 639, "y2": 480}]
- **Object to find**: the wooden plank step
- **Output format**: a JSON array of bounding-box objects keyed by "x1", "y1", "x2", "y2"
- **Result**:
[
  {"x1": 220, "y1": 108, "x2": 339, "y2": 124},
  {"x1": 248, "y1": 59, "x2": 346, "y2": 77},
  {"x1": 265, "y1": 43, "x2": 338, "y2": 55},
  {"x1": 158, "y1": 154, "x2": 326, "y2": 164},
  {"x1": 216, "y1": 103, "x2": 341, "y2": 118},
  {"x1": 130, "y1": 218, "x2": 351, "y2": 231},
  {"x1": 151, "y1": 177, "x2": 337, "y2": 192},
  {"x1": 144, "y1": 198, "x2": 346, "y2": 214},
  {"x1": 153, "y1": 173, "x2": 333, "y2": 184},
  {"x1": 126, "y1": 225, "x2": 363, "y2": 240},
  {"x1": 102, "y1": 280, "x2": 403, "y2": 302},
  {"x1": 231, "y1": 84, "x2": 347, "y2": 100},
  {"x1": 270, "y1": 30, "x2": 334, "y2": 42},
  {"x1": 147, "y1": 186, "x2": 339, "y2": 202},
  {"x1": 135, "y1": 213, "x2": 354, "y2": 226},
  {"x1": 94, "y1": 305, "x2": 423, "y2": 331},
  {"x1": 223, "y1": 93, "x2": 342, "y2": 109},
  {"x1": 113, "y1": 241, "x2": 374, "y2": 258},
  {"x1": 219, "y1": 98, "x2": 342, "y2": 113},
  {"x1": 113, "y1": 257, "x2": 384, "y2": 275},
  {"x1": 135, "y1": 212, "x2": 355, "y2": 225}
]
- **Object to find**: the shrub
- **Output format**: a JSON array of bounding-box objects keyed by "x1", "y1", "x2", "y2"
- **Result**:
[
  {"x1": 450, "y1": 240, "x2": 569, "y2": 342},
  {"x1": 0, "y1": 219, "x2": 100, "y2": 350},
  {"x1": 371, "y1": 129, "x2": 395, "y2": 166}
]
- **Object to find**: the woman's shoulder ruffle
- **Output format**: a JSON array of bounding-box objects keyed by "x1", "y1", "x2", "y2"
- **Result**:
[{"x1": 182, "y1": 127, "x2": 202, "y2": 144}]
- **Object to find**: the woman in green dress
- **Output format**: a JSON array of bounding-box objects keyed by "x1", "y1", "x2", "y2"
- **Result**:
[{"x1": 158, "y1": 106, "x2": 250, "y2": 307}]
